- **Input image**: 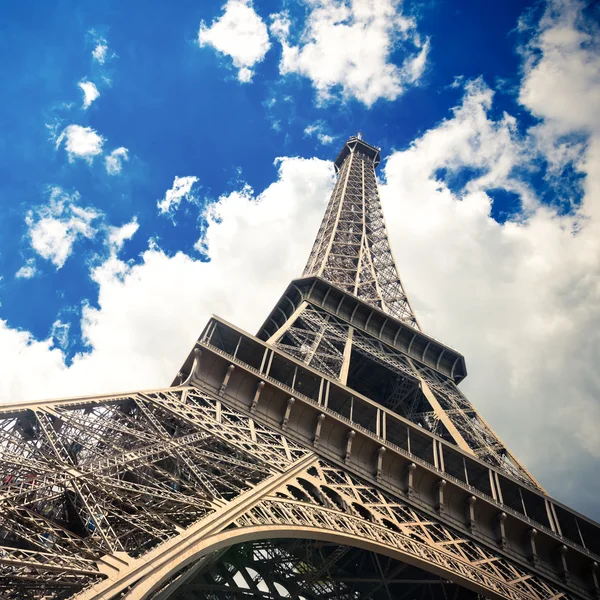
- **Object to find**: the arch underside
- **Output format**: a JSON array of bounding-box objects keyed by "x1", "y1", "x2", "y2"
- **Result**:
[
  {"x1": 158, "y1": 538, "x2": 481, "y2": 600},
  {"x1": 0, "y1": 389, "x2": 573, "y2": 600}
]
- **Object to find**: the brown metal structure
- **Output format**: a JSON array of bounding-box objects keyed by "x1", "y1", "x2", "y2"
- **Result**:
[{"x1": 1, "y1": 136, "x2": 599, "y2": 599}]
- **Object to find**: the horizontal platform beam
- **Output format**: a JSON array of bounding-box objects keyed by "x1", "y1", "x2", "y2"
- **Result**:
[
  {"x1": 256, "y1": 277, "x2": 467, "y2": 383},
  {"x1": 176, "y1": 314, "x2": 600, "y2": 598}
]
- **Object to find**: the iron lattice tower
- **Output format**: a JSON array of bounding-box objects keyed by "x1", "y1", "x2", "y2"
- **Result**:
[{"x1": 1, "y1": 136, "x2": 599, "y2": 600}]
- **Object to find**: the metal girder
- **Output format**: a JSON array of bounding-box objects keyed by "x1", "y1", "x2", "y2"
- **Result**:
[
  {"x1": 2, "y1": 136, "x2": 598, "y2": 600},
  {"x1": 303, "y1": 139, "x2": 419, "y2": 328}
]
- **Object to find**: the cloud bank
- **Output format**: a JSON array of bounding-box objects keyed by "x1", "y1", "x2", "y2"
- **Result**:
[
  {"x1": 198, "y1": 0, "x2": 271, "y2": 82},
  {"x1": 0, "y1": 0, "x2": 598, "y2": 520},
  {"x1": 271, "y1": 0, "x2": 429, "y2": 106}
]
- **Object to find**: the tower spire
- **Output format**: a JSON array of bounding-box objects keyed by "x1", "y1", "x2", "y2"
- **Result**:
[
  {"x1": 0, "y1": 132, "x2": 597, "y2": 600},
  {"x1": 259, "y1": 135, "x2": 541, "y2": 490},
  {"x1": 303, "y1": 135, "x2": 419, "y2": 329}
]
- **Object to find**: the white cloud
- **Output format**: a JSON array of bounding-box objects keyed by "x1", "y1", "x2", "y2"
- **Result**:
[
  {"x1": 50, "y1": 320, "x2": 70, "y2": 350},
  {"x1": 78, "y1": 80, "x2": 100, "y2": 109},
  {"x1": 519, "y1": 0, "x2": 600, "y2": 135},
  {"x1": 518, "y1": 0, "x2": 600, "y2": 180},
  {"x1": 15, "y1": 259, "x2": 37, "y2": 279},
  {"x1": 107, "y1": 218, "x2": 139, "y2": 252},
  {"x1": 377, "y1": 71, "x2": 600, "y2": 517},
  {"x1": 105, "y1": 147, "x2": 129, "y2": 175},
  {"x1": 26, "y1": 188, "x2": 101, "y2": 269},
  {"x1": 0, "y1": 157, "x2": 333, "y2": 403},
  {"x1": 304, "y1": 121, "x2": 335, "y2": 145},
  {"x1": 271, "y1": 0, "x2": 429, "y2": 106},
  {"x1": 92, "y1": 42, "x2": 108, "y2": 64},
  {"x1": 0, "y1": 0, "x2": 598, "y2": 521},
  {"x1": 56, "y1": 124, "x2": 104, "y2": 163},
  {"x1": 157, "y1": 176, "x2": 199, "y2": 214},
  {"x1": 198, "y1": 0, "x2": 271, "y2": 82}
]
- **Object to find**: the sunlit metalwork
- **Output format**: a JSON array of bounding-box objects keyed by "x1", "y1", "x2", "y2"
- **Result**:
[{"x1": 1, "y1": 136, "x2": 598, "y2": 599}]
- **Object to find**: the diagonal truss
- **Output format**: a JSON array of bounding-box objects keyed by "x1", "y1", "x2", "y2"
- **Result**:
[
  {"x1": 303, "y1": 136, "x2": 419, "y2": 328},
  {"x1": 1, "y1": 134, "x2": 599, "y2": 600},
  {"x1": 2, "y1": 384, "x2": 583, "y2": 599},
  {"x1": 269, "y1": 136, "x2": 540, "y2": 489},
  {"x1": 1, "y1": 382, "x2": 598, "y2": 598},
  {"x1": 0, "y1": 389, "x2": 308, "y2": 598}
]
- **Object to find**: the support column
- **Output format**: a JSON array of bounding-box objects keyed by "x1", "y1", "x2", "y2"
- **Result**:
[
  {"x1": 250, "y1": 381, "x2": 265, "y2": 413},
  {"x1": 405, "y1": 462, "x2": 416, "y2": 499},
  {"x1": 313, "y1": 414, "x2": 326, "y2": 447},
  {"x1": 219, "y1": 365, "x2": 235, "y2": 396},
  {"x1": 345, "y1": 430, "x2": 356, "y2": 463},
  {"x1": 465, "y1": 496, "x2": 476, "y2": 533}
]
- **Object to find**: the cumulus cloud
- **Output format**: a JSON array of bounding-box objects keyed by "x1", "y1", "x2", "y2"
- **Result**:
[
  {"x1": 378, "y1": 74, "x2": 600, "y2": 519},
  {"x1": 107, "y1": 218, "x2": 139, "y2": 252},
  {"x1": 56, "y1": 124, "x2": 104, "y2": 163},
  {"x1": 157, "y1": 176, "x2": 199, "y2": 214},
  {"x1": 0, "y1": 157, "x2": 333, "y2": 404},
  {"x1": 0, "y1": 0, "x2": 599, "y2": 521},
  {"x1": 304, "y1": 121, "x2": 335, "y2": 145},
  {"x1": 78, "y1": 80, "x2": 100, "y2": 109},
  {"x1": 518, "y1": 0, "x2": 600, "y2": 181},
  {"x1": 26, "y1": 188, "x2": 101, "y2": 269},
  {"x1": 270, "y1": 0, "x2": 429, "y2": 106},
  {"x1": 105, "y1": 147, "x2": 129, "y2": 175},
  {"x1": 520, "y1": 1, "x2": 600, "y2": 135},
  {"x1": 198, "y1": 0, "x2": 271, "y2": 82},
  {"x1": 15, "y1": 259, "x2": 37, "y2": 279}
]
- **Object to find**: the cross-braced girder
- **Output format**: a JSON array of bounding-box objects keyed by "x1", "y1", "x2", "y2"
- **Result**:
[
  {"x1": 0, "y1": 389, "x2": 309, "y2": 598},
  {"x1": 269, "y1": 135, "x2": 538, "y2": 486},
  {"x1": 166, "y1": 539, "x2": 479, "y2": 600},
  {"x1": 303, "y1": 137, "x2": 418, "y2": 328},
  {"x1": 0, "y1": 383, "x2": 597, "y2": 600},
  {"x1": 3, "y1": 135, "x2": 599, "y2": 600},
  {"x1": 270, "y1": 300, "x2": 537, "y2": 487}
]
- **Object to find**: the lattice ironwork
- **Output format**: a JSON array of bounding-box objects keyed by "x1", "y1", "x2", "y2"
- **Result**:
[
  {"x1": 2, "y1": 135, "x2": 598, "y2": 600},
  {"x1": 303, "y1": 137, "x2": 418, "y2": 327},
  {"x1": 0, "y1": 389, "x2": 309, "y2": 598},
  {"x1": 168, "y1": 540, "x2": 478, "y2": 600},
  {"x1": 271, "y1": 298, "x2": 536, "y2": 487}
]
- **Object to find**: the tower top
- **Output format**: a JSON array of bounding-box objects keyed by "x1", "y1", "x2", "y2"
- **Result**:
[
  {"x1": 303, "y1": 135, "x2": 419, "y2": 328},
  {"x1": 334, "y1": 135, "x2": 381, "y2": 173}
]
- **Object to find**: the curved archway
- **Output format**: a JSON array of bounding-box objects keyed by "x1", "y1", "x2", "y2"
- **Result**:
[
  {"x1": 154, "y1": 536, "x2": 480, "y2": 600},
  {"x1": 123, "y1": 522, "x2": 519, "y2": 600}
]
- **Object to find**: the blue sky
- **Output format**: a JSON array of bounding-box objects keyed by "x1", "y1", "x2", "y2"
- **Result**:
[{"x1": 1, "y1": 0, "x2": 600, "y2": 519}]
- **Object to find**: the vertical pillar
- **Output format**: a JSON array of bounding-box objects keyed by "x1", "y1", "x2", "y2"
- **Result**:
[
  {"x1": 344, "y1": 430, "x2": 356, "y2": 463},
  {"x1": 339, "y1": 327, "x2": 354, "y2": 385},
  {"x1": 436, "y1": 479, "x2": 446, "y2": 515},
  {"x1": 376, "y1": 446, "x2": 386, "y2": 481},
  {"x1": 219, "y1": 365, "x2": 235, "y2": 395},
  {"x1": 405, "y1": 463, "x2": 416, "y2": 499},
  {"x1": 559, "y1": 545, "x2": 571, "y2": 583},
  {"x1": 281, "y1": 398, "x2": 295, "y2": 431},
  {"x1": 497, "y1": 512, "x2": 508, "y2": 550},
  {"x1": 250, "y1": 381, "x2": 265, "y2": 413},
  {"x1": 313, "y1": 414, "x2": 326, "y2": 447},
  {"x1": 259, "y1": 347, "x2": 269, "y2": 373},
  {"x1": 437, "y1": 441, "x2": 445, "y2": 472},
  {"x1": 591, "y1": 561, "x2": 599, "y2": 599},
  {"x1": 527, "y1": 528, "x2": 539, "y2": 566},
  {"x1": 465, "y1": 496, "x2": 476, "y2": 533}
]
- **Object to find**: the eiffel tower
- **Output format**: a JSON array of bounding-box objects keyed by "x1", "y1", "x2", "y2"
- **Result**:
[{"x1": 1, "y1": 135, "x2": 599, "y2": 600}]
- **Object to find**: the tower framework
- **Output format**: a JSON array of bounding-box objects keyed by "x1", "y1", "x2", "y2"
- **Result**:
[{"x1": 0, "y1": 136, "x2": 598, "y2": 600}]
